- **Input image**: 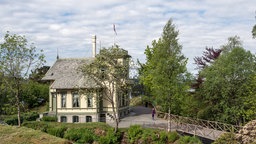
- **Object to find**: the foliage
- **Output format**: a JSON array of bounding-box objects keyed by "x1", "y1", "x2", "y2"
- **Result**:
[
  {"x1": 213, "y1": 133, "x2": 239, "y2": 144},
  {"x1": 198, "y1": 47, "x2": 256, "y2": 124},
  {"x1": 194, "y1": 47, "x2": 222, "y2": 70},
  {"x1": 21, "y1": 80, "x2": 48, "y2": 109},
  {"x1": 63, "y1": 128, "x2": 95, "y2": 143},
  {"x1": 177, "y1": 136, "x2": 202, "y2": 144},
  {"x1": 221, "y1": 36, "x2": 242, "y2": 54},
  {"x1": 139, "y1": 18, "x2": 191, "y2": 114},
  {"x1": 128, "y1": 125, "x2": 143, "y2": 143},
  {"x1": 0, "y1": 32, "x2": 45, "y2": 126},
  {"x1": 252, "y1": 24, "x2": 256, "y2": 39},
  {"x1": 41, "y1": 116, "x2": 57, "y2": 122},
  {"x1": 80, "y1": 45, "x2": 131, "y2": 133},
  {"x1": 22, "y1": 121, "x2": 201, "y2": 143},
  {"x1": 168, "y1": 131, "x2": 180, "y2": 142},
  {"x1": 47, "y1": 126, "x2": 67, "y2": 138},
  {"x1": 4, "y1": 112, "x2": 39, "y2": 125},
  {"x1": 98, "y1": 128, "x2": 121, "y2": 144},
  {"x1": 29, "y1": 66, "x2": 50, "y2": 83}
]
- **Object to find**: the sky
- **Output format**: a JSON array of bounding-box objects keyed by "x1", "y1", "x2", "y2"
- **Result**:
[{"x1": 0, "y1": 0, "x2": 256, "y2": 74}]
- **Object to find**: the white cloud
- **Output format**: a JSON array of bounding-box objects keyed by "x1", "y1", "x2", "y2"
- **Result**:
[{"x1": 0, "y1": 0, "x2": 256, "y2": 73}]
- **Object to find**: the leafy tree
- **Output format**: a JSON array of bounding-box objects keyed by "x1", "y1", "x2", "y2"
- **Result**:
[
  {"x1": 21, "y1": 80, "x2": 49, "y2": 109},
  {"x1": 221, "y1": 35, "x2": 242, "y2": 54},
  {"x1": 199, "y1": 47, "x2": 256, "y2": 124},
  {"x1": 139, "y1": 19, "x2": 190, "y2": 113},
  {"x1": 0, "y1": 32, "x2": 45, "y2": 126},
  {"x1": 80, "y1": 45, "x2": 131, "y2": 133},
  {"x1": 29, "y1": 66, "x2": 50, "y2": 83},
  {"x1": 252, "y1": 25, "x2": 256, "y2": 39},
  {"x1": 194, "y1": 47, "x2": 222, "y2": 70}
]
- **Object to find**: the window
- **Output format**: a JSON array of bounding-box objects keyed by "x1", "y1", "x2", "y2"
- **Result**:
[
  {"x1": 86, "y1": 116, "x2": 92, "y2": 122},
  {"x1": 61, "y1": 92, "x2": 66, "y2": 108},
  {"x1": 100, "y1": 67, "x2": 106, "y2": 79},
  {"x1": 72, "y1": 92, "x2": 80, "y2": 107},
  {"x1": 122, "y1": 94, "x2": 125, "y2": 106},
  {"x1": 87, "y1": 95, "x2": 93, "y2": 107},
  {"x1": 73, "y1": 116, "x2": 79, "y2": 123},
  {"x1": 60, "y1": 116, "x2": 67, "y2": 122}
]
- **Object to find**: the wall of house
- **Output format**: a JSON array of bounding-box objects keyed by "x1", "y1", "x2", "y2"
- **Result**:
[{"x1": 47, "y1": 83, "x2": 130, "y2": 123}]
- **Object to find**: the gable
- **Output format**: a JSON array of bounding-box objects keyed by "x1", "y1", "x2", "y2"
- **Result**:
[{"x1": 42, "y1": 58, "x2": 98, "y2": 89}]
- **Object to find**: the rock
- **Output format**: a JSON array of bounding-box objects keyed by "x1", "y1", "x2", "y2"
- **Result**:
[{"x1": 236, "y1": 120, "x2": 256, "y2": 144}]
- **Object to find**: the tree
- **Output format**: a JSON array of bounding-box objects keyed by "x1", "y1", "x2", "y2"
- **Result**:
[
  {"x1": 80, "y1": 45, "x2": 131, "y2": 133},
  {"x1": 199, "y1": 47, "x2": 256, "y2": 124},
  {"x1": 139, "y1": 19, "x2": 190, "y2": 113},
  {"x1": 252, "y1": 25, "x2": 256, "y2": 39},
  {"x1": 29, "y1": 66, "x2": 50, "y2": 83},
  {"x1": 0, "y1": 32, "x2": 45, "y2": 126},
  {"x1": 194, "y1": 47, "x2": 222, "y2": 70},
  {"x1": 192, "y1": 36, "x2": 241, "y2": 91}
]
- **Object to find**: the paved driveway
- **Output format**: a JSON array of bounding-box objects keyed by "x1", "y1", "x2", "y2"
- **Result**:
[{"x1": 108, "y1": 106, "x2": 168, "y2": 128}]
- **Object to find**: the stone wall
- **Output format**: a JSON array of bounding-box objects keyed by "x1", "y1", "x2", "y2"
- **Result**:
[{"x1": 236, "y1": 120, "x2": 256, "y2": 144}]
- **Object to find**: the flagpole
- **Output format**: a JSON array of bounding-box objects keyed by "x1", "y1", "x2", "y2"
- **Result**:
[{"x1": 113, "y1": 24, "x2": 117, "y2": 47}]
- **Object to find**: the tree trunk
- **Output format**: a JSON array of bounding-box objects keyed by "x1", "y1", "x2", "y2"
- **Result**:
[
  {"x1": 16, "y1": 94, "x2": 21, "y2": 127},
  {"x1": 111, "y1": 101, "x2": 119, "y2": 133}
]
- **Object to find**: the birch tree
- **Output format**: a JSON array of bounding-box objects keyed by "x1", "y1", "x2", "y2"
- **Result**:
[{"x1": 0, "y1": 32, "x2": 45, "y2": 126}]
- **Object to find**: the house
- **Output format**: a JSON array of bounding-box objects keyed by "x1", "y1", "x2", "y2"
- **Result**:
[{"x1": 42, "y1": 35, "x2": 130, "y2": 123}]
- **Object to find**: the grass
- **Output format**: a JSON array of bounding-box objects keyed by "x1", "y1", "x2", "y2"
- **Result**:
[{"x1": 0, "y1": 125, "x2": 70, "y2": 144}]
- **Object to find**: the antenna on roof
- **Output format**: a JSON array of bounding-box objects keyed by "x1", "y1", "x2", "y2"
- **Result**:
[{"x1": 57, "y1": 48, "x2": 59, "y2": 59}]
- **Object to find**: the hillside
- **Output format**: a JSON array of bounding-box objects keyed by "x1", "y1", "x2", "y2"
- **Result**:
[{"x1": 0, "y1": 125, "x2": 70, "y2": 144}]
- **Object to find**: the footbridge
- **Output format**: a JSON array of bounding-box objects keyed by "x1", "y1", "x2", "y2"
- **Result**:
[{"x1": 113, "y1": 106, "x2": 242, "y2": 141}]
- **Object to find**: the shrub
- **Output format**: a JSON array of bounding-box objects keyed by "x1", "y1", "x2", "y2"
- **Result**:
[
  {"x1": 168, "y1": 131, "x2": 180, "y2": 142},
  {"x1": 178, "y1": 136, "x2": 202, "y2": 144},
  {"x1": 98, "y1": 129, "x2": 121, "y2": 144},
  {"x1": 41, "y1": 116, "x2": 57, "y2": 122},
  {"x1": 64, "y1": 128, "x2": 95, "y2": 143},
  {"x1": 22, "y1": 121, "x2": 49, "y2": 132},
  {"x1": 128, "y1": 125, "x2": 143, "y2": 143},
  {"x1": 213, "y1": 132, "x2": 238, "y2": 144},
  {"x1": 141, "y1": 129, "x2": 155, "y2": 142},
  {"x1": 47, "y1": 126, "x2": 67, "y2": 138},
  {"x1": 159, "y1": 131, "x2": 168, "y2": 143},
  {"x1": 23, "y1": 112, "x2": 39, "y2": 121},
  {"x1": 4, "y1": 112, "x2": 39, "y2": 125}
]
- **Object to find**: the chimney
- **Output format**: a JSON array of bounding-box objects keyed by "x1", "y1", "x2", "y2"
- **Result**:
[{"x1": 92, "y1": 35, "x2": 96, "y2": 57}]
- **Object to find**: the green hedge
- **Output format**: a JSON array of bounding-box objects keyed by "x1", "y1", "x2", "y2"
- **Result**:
[
  {"x1": 41, "y1": 116, "x2": 57, "y2": 122},
  {"x1": 4, "y1": 112, "x2": 39, "y2": 125}
]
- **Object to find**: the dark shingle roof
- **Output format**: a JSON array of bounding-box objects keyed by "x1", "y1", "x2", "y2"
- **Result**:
[{"x1": 42, "y1": 58, "x2": 98, "y2": 89}]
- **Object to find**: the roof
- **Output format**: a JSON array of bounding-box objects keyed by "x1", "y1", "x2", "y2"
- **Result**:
[{"x1": 42, "y1": 58, "x2": 99, "y2": 89}]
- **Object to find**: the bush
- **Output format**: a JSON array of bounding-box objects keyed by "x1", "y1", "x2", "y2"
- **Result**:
[
  {"x1": 64, "y1": 128, "x2": 95, "y2": 143},
  {"x1": 4, "y1": 112, "x2": 39, "y2": 125},
  {"x1": 41, "y1": 116, "x2": 57, "y2": 122},
  {"x1": 98, "y1": 128, "x2": 121, "y2": 144},
  {"x1": 168, "y1": 131, "x2": 180, "y2": 142},
  {"x1": 141, "y1": 129, "x2": 155, "y2": 142},
  {"x1": 159, "y1": 131, "x2": 168, "y2": 142},
  {"x1": 128, "y1": 125, "x2": 143, "y2": 143},
  {"x1": 178, "y1": 136, "x2": 202, "y2": 144},
  {"x1": 213, "y1": 132, "x2": 238, "y2": 144},
  {"x1": 22, "y1": 121, "x2": 49, "y2": 132},
  {"x1": 47, "y1": 126, "x2": 67, "y2": 138}
]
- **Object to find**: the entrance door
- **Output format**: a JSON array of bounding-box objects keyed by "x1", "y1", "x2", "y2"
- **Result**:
[{"x1": 99, "y1": 114, "x2": 106, "y2": 122}]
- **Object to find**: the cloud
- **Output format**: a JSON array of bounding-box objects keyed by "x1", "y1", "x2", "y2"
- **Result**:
[{"x1": 0, "y1": 0, "x2": 256, "y2": 73}]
